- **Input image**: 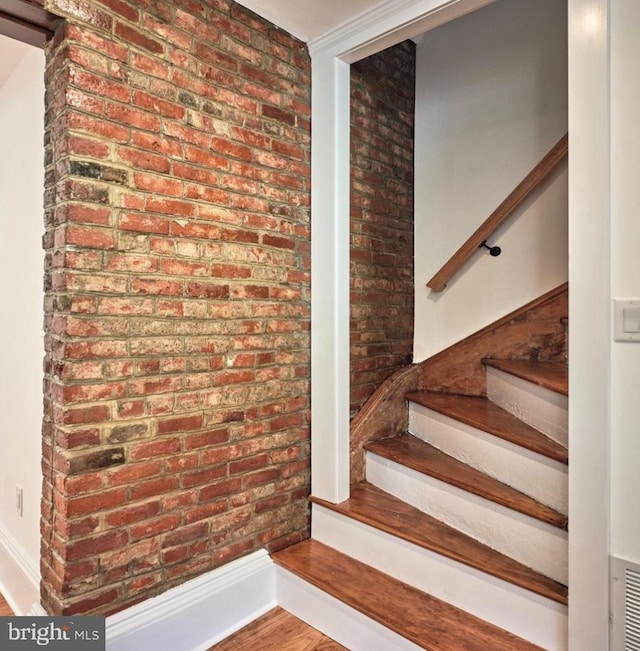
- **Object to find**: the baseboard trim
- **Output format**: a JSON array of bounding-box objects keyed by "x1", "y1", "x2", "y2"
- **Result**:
[
  {"x1": 0, "y1": 521, "x2": 40, "y2": 615},
  {"x1": 106, "y1": 549, "x2": 276, "y2": 651}
]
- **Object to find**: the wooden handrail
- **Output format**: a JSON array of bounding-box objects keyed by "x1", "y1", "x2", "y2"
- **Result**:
[{"x1": 426, "y1": 133, "x2": 568, "y2": 292}]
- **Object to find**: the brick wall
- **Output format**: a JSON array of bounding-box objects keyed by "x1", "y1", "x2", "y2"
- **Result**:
[
  {"x1": 350, "y1": 42, "x2": 415, "y2": 417},
  {"x1": 41, "y1": 0, "x2": 310, "y2": 615}
]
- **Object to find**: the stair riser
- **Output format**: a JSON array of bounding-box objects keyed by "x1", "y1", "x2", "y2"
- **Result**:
[
  {"x1": 366, "y1": 453, "x2": 568, "y2": 584},
  {"x1": 312, "y1": 504, "x2": 568, "y2": 650},
  {"x1": 486, "y1": 367, "x2": 568, "y2": 446},
  {"x1": 276, "y1": 567, "x2": 422, "y2": 650},
  {"x1": 409, "y1": 403, "x2": 568, "y2": 514}
]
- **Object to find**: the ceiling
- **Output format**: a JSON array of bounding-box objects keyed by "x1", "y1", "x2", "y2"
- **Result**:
[{"x1": 234, "y1": 0, "x2": 387, "y2": 43}]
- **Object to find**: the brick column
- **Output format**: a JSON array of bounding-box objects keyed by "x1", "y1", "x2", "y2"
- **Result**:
[{"x1": 41, "y1": 0, "x2": 311, "y2": 615}]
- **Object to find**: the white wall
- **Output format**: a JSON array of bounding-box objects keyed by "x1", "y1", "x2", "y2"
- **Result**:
[
  {"x1": 610, "y1": 0, "x2": 640, "y2": 565},
  {"x1": 0, "y1": 40, "x2": 45, "y2": 612},
  {"x1": 414, "y1": 0, "x2": 568, "y2": 362}
]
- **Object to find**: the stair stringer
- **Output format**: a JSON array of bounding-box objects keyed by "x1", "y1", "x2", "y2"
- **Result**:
[{"x1": 349, "y1": 283, "x2": 568, "y2": 485}]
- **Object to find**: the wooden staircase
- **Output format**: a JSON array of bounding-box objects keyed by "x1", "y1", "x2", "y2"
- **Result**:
[{"x1": 273, "y1": 291, "x2": 569, "y2": 650}]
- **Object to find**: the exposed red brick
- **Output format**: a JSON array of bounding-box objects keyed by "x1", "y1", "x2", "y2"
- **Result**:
[
  {"x1": 157, "y1": 413, "x2": 202, "y2": 434},
  {"x1": 350, "y1": 42, "x2": 415, "y2": 417},
  {"x1": 105, "y1": 500, "x2": 161, "y2": 527},
  {"x1": 66, "y1": 488, "x2": 127, "y2": 517},
  {"x1": 114, "y1": 21, "x2": 163, "y2": 54},
  {"x1": 130, "y1": 513, "x2": 181, "y2": 541},
  {"x1": 43, "y1": 0, "x2": 312, "y2": 618}
]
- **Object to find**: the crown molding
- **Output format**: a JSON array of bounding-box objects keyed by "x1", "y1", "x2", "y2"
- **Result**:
[{"x1": 308, "y1": 0, "x2": 497, "y2": 61}]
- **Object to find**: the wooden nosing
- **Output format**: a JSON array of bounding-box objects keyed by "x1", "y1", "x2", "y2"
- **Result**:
[
  {"x1": 311, "y1": 482, "x2": 568, "y2": 604},
  {"x1": 483, "y1": 358, "x2": 568, "y2": 396},
  {"x1": 366, "y1": 434, "x2": 567, "y2": 529},
  {"x1": 405, "y1": 390, "x2": 568, "y2": 464},
  {"x1": 274, "y1": 539, "x2": 544, "y2": 650}
]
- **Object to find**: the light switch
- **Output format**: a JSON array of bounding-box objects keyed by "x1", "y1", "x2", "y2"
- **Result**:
[
  {"x1": 623, "y1": 307, "x2": 640, "y2": 333},
  {"x1": 614, "y1": 299, "x2": 640, "y2": 341}
]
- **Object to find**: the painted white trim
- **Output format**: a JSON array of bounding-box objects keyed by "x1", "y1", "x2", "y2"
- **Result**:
[
  {"x1": 276, "y1": 566, "x2": 421, "y2": 650},
  {"x1": 308, "y1": 0, "x2": 498, "y2": 62},
  {"x1": 312, "y1": 504, "x2": 568, "y2": 650},
  {"x1": 408, "y1": 403, "x2": 568, "y2": 514},
  {"x1": 310, "y1": 54, "x2": 351, "y2": 503},
  {"x1": 105, "y1": 549, "x2": 276, "y2": 651},
  {"x1": 28, "y1": 603, "x2": 47, "y2": 616},
  {"x1": 0, "y1": 520, "x2": 40, "y2": 615},
  {"x1": 567, "y1": 0, "x2": 611, "y2": 648},
  {"x1": 366, "y1": 453, "x2": 568, "y2": 584}
]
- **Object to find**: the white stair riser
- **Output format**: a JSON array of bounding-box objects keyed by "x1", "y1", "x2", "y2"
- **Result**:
[
  {"x1": 409, "y1": 403, "x2": 568, "y2": 514},
  {"x1": 276, "y1": 567, "x2": 421, "y2": 651},
  {"x1": 311, "y1": 505, "x2": 568, "y2": 651},
  {"x1": 366, "y1": 453, "x2": 568, "y2": 584},
  {"x1": 486, "y1": 367, "x2": 568, "y2": 446}
]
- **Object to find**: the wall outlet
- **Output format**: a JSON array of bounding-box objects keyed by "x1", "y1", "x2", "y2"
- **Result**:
[{"x1": 16, "y1": 485, "x2": 23, "y2": 517}]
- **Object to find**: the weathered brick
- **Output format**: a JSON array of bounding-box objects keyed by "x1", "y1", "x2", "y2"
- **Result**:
[
  {"x1": 115, "y1": 21, "x2": 163, "y2": 54},
  {"x1": 129, "y1": 476, "x2": 180, "y2": 501},
  {"x1": 66, "y1": 488, "x2": 127, "y2": 517},
  {"x1": 350, "y1": 43, "x2": 415, "y2": 416},
  {"x1": 62, "y1": 404, "x2": 110, "y2": 425},
  {"x1": 107, "y1": 460, "x2": 163, "y2": 485},
  {"x1": 105, "y1": 500, "x2": 161, "y2": 527},
  {"x1": 182, "y1": 464, "x2": 226, "y2": 489},
  {"x1": 130, "y1": 513, "x2": 181, "y2": 541},
  {"x1": 157, "y1": 414, "x2": 202, "y2": 434},
  {"x1": 130, "y1": 439, "x2": 181, "y2": 460},
  {"x1": 67, "y1": 447, "x2": 125, "y2": 474},
  {"x1": 43, "y1": 0, "x2": 313, "y2": 618}
]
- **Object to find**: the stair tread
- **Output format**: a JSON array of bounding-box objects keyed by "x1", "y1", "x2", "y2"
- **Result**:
[
  {"x1": 482, "y1": 358, "x2": 568, "y2": 396},
  {"x1": 405, "y1": 390, "x2": 568, "y2": 464},
  {"x1": 366, "y1": 433, "x2": 567, "y2": 529},
  {"x1": 312, "y1": 482, "x2": 568, "y2": 603},
  {"x1": 273, "y1": 539, "x2": 544, "y2": 651}
]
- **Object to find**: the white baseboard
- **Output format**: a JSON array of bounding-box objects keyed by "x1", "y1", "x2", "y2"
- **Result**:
[
  {"x1": 106, "y1": 549, "x2": 276, "y2": 651},
  {"x1": 0, "y1": 521, "x2": 40, "y2": 615}
]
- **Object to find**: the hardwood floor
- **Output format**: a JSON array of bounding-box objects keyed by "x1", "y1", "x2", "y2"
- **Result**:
[
  {"x1": 210, "y1": 607, "x2": 346, "y2": 650},
  {"x1": 0, "y1": 592, "x2": 15, "y2": 616}
]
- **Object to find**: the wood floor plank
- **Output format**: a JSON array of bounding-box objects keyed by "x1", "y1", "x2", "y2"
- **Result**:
[
  {"x1": 312, "y1": 482, "x2": 568, "y2": 602},
  {"x1": 406, "y1": 390, "x2": 568, "y2": 463},
  {"x1": 482, "y1": 359, "x2": 568, "y2": 396},
  {"x1": 0, "y1": 592, "x2": 15, "y2": 616},
  {"x1": 366, "y1": 434, "x2": 568, "y2": 529},
  {"x1": 210, "y1": 607, "x2": 346, "y2": 651},
  {"x1": 273, "y1": 540, "x2": 544, "y2": 651}
]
